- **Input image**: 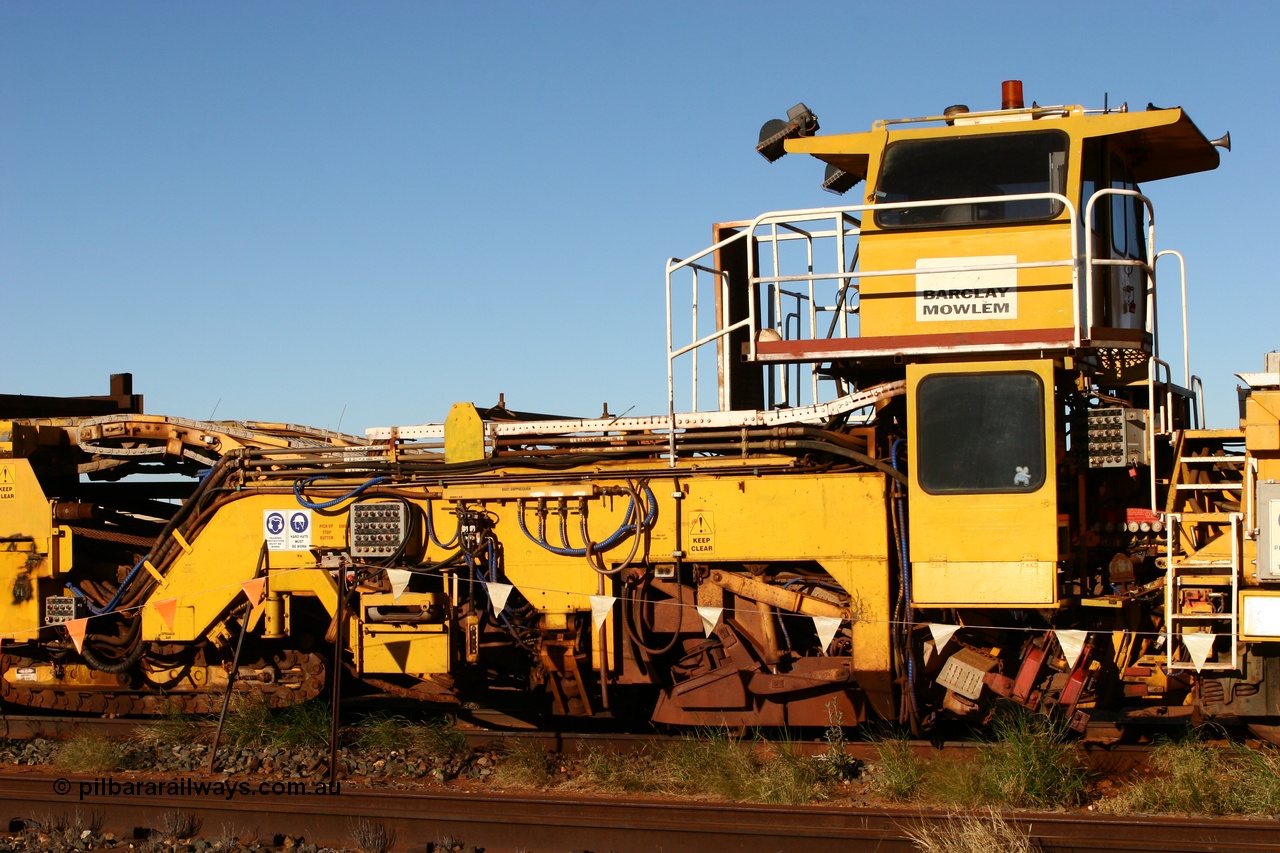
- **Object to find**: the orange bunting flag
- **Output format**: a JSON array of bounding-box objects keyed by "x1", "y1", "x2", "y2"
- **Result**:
[
  {"x1": 241, "y1": 577, "x2": 266, "y2": 608},
  {"x1": 65, "y1": 617, "x2": 89, "y2": 654},
  {"x1": 152, "y1": 598, "x2": 178, "y2": 631}
]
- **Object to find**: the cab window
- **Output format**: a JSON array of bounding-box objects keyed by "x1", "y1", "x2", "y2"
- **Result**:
[
  {"x1": 916, "y1": 372, "x2": 1045, "y2": 494},
  {"x1": 876, "y1": 131, "x2": 1068, "y2": 228}
]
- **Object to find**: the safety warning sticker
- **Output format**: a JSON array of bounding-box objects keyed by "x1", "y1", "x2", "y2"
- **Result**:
[
  {"x1": 265, "y1": 509, "x2": 312, "y2": 551},
  {"x1": 0, "y1": 464, "x2": 15, "y2": 501},
  {"x1": 688, "y1": 511, "x2": 714, "y2": 555}
]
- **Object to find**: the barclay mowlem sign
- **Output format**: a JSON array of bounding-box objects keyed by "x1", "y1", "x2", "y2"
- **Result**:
[{"x1": 916, "y1": 255, "x2": 1018, "y2": 322}]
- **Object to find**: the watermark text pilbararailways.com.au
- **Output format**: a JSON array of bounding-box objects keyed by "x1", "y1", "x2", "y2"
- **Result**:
[{"x1": 52, "y1": 777, "x2": 341, "y2": 801}]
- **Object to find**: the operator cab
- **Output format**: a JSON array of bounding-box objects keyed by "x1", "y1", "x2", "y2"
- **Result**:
[{"x1": 669, "y1": 81, "x2": 1227, "y2": 611}]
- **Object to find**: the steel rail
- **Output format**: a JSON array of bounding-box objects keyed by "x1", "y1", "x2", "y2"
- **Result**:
[{"x1": 0, "y1": 773, "x2": 1275, "y2": 853}]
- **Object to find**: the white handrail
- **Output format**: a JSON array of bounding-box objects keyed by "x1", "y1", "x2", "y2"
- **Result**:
[
  {"x1": 1082, "y1": 188, "x2": 1156, "y2": 344},
  {"x1": 1155, "y1": 250, "x2": 1190, "y2": 388}
]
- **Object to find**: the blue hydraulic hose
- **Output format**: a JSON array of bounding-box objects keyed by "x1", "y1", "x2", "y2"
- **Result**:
[
  {"x1": 517, "y1": 485, "x2": 656, "y2": 557},
  {"x1": 292, "y1": 475, "x2": 386, "y2": 509},
  {"x1": 67, "y1": 471, "x2": 381, "y2": 619},
  {"x1": 68, "y1": 554, "x2": 149, "y2": 615},
  {"x1": 891, "y1": 438, "x2": 918, "y2": 719}
]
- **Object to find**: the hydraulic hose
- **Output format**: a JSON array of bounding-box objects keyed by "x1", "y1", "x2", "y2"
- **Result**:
[
  {"x1": 293, "y1": 475, "x2": 387, "y2": 510},
  {"x1": 516, "y1": 484, "x2": 657, "y2": 565},
  {"x1": 80, "y1": 618, "x2": 145, "y2": 674},
  {"x1": 891, "y1": 438, "x2": 919, "y2": 726}
]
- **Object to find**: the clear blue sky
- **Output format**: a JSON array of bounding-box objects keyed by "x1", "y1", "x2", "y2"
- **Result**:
[{"x1": 3, "y1": 2, "x2": 1274, "y2": 432}]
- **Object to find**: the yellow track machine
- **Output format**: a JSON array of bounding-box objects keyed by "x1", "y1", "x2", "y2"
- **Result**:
[{"x1": 7, "y1": 81, "x2": 1276, "y2": 736}]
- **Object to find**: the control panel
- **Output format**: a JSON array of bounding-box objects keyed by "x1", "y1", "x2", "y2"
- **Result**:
[
  {"x1": 348, "y1": 501, "x2": 408, "y2": 559},
  {"x1": 1086, "y1": 407, "x2": 1147, "y2": 468}
]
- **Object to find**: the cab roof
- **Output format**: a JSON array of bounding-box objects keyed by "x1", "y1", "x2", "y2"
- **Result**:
[{"x1": 785, "y1": 105, "x2": 1220, "y2": 186}]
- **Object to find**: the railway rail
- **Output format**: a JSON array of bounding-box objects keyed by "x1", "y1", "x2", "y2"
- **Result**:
[{"x1": 0, "y1": 772, "x2": 1274, "y2": 853}]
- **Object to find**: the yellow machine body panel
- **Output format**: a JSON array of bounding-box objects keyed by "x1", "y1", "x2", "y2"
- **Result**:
[
  {"x1": 140, "y1": 496, "x2": 340, "y2": 642},
  {"x1": 856, "y1": 222, "x2": 1074, "y2": 339},
  {"x1": 906, "y1": 358, "x2": 1059, "y2": 607},
  {"x1": 674, "y1": 472, "x2": 892, "y2": 678},
  {"x1": 439, "y1": 467, "x2": 892, "y2": 680},
  {"x1": 0, "y1": 457, "x2": 67, "y2": 641},
  {"x1": 358, "y1": 593, "x2": 450, "y2": 676}
]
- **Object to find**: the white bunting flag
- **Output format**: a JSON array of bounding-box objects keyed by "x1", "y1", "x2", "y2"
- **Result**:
[
  {"x1": 386, "y1": 569, "x2": 413, "y2": 601},
  {"x1": 1055, "y1": 629, "x2": 1089, "y2": 670},
  {"x1": 812, "y1": 615, "x2": 842, "y2": 654},
  {"x1": 589, "y1": 595, "x2": 617, "y2": 632},
  {"x1": 696, "y1": 605, "x2": 723, "y2": 637},
  {"x1": 487, "y1": 581, "x2": 514, "y2": 616},
  {"x1": 929, "y1": 623, "x2": 960, "y2": 655},
  {"x1": 1182, "y1": 632, "x2": 1217, "y2": 672}
]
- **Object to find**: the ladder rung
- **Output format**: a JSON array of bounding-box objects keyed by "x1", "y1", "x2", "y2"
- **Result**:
[
  {"x1": 1179, "y1": 456, "x2": 1245, "y2": 463},
  {"x1": 1169, "y1": 662, "x2": 1237, "y2": 671},
  {"x1": 1175, "y1": 483, "x2": 1242, "y2": 490},
  {"x1": 1172, "y1": 613, "x2": 1234, "y2": 620},
  {"x1": 1177, "y1": 512, "x2": 1236, "y2": 522},
  {"x1": 1180, "y1": 429, "x2": 1245, "y2": 440}
]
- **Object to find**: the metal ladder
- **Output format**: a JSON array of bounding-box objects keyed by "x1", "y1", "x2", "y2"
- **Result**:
[
  {"x1": 1164, "y1": 511, "x2": 1241, "y2": 671},
  {"x1": 1163, "y1": 429, "x2": 1246, "y2": 671}
]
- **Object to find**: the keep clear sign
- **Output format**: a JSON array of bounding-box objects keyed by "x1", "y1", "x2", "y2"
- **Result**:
[
  {"x1": 688, "y1": 511, "x2": 714, "y2": 555},
  {"x1": 264, "y1": 509, "x2": 312, "y2": 551},
  {"x1": 916, "y1": 255, "x2": 1017, "y2": 321}
]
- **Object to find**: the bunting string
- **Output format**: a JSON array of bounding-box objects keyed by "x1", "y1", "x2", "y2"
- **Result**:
[{"x1": 0, "y1": 560, "x2": 1217, "y2": 666}]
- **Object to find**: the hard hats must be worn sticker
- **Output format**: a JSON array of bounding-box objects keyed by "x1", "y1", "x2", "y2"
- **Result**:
[
  {"x1": 264, "y1": 509, "x2": 312, "y2": 551},
  {"x1": 0, "y1": 464, "x2": 15, "y2": 501}
]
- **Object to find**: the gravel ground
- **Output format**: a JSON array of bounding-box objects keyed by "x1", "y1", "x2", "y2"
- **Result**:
[{"x1": 0, "y1": 737, "x2": 509, "y2": 852}]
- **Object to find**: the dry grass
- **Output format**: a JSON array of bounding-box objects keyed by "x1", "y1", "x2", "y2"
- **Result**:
[
  {"x1": 570, "y1": 731, "x2": 822, "y2": 805},
  {"x1": 867, "y1": 732, "x2": 926, "y2": 801},
  {"x1": 490, "y1": 738, "x2": 553, "y2": 788},
  {"x1": 221, "y1": 696, "x2": 331, "y2": 750},
  {"x1": 352, "y1": 713, "x2": 467, "y2": 759},
  {"x1": 904, "y1": 809, "x2": 1040, "y2": 853},
  {"x1": 349, "y1": 818, "x2": 397, "y2": 853},
  {"x1": 56, "y1": 731, "x2": 131, "y2": 773},
  {"x1": 867, "y1": 710, "x2": 1088, "y2": 810},
  {"x1": 156, "y1": 810, "x2": 201, "y2": 840},
  {"x1": 1098, "y1": 737, "x2": 1280, "y2": 816},
  {"x1": 135, "y1": 701, "x2": 206, "y2": 746}
]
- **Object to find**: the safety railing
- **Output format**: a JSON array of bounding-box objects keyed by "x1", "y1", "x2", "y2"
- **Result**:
[
  {"x1": 667, "y1": 193, "x2": 1084, "y2": 419},
  {"x1": 663, "y1": 192, "x2": 1210, "y2": 481}
]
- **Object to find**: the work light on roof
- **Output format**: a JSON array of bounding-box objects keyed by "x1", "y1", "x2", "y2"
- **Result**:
[{"x1": 756, "y1": 103, "x2": 819, "y2": 162}]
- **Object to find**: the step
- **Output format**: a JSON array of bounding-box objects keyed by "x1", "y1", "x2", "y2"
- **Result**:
[
  {"x1": 1171, "y1": 612, "x2": 1234, "y2": 621},
  {"x1": 1175, "y1": 482, "x2": 1242, "y2": 490},
  {"x1": 1173, "y1": 574, "x2": 1234, "y2": 586},
  {"x1": 1179, "y1": 456, "x2": 1245, "y2": 464},
  {"x1": 1169, "y1": 662, "x2": 1237, "y2": 672},
  {"x1": 1176, "y1": 512, "x2": 1236, "y2": 522},
  {"x1": 1180, "y1": 429, "x2": 1245, "y2": 440}
]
